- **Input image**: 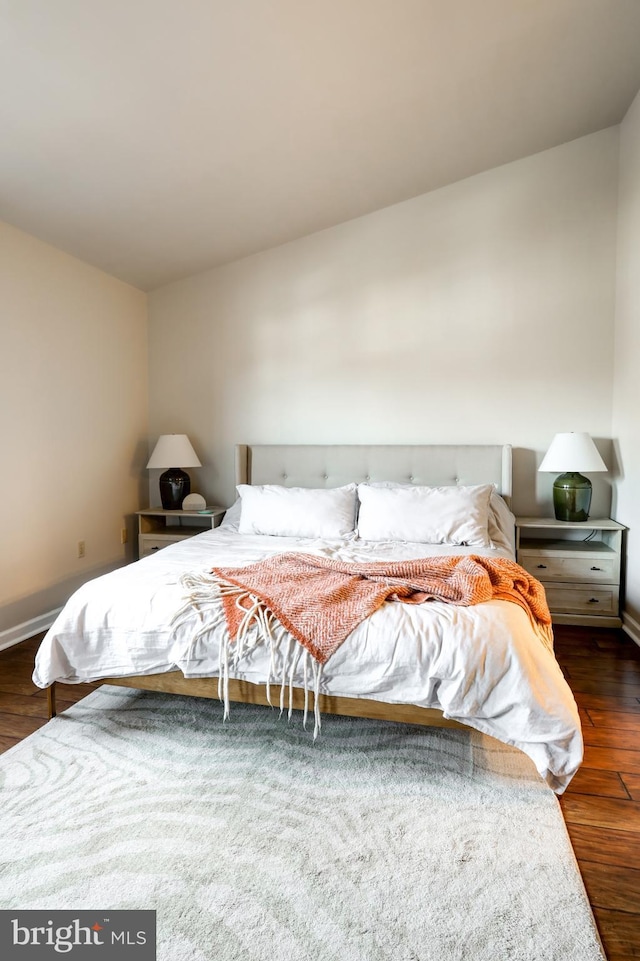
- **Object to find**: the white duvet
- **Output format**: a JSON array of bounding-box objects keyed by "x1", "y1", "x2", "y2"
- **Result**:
[{"x1": 33, "y1": 527, "x2": 583, "y2": 793}]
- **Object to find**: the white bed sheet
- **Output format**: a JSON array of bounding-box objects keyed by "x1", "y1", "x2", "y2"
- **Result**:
[{"x1": 33, "y1": 527, "x2": 582, "y2": 793}]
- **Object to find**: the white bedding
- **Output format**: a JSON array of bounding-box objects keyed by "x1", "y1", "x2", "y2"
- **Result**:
[{"x1": 33, "y1": 524, "x2": 582, "y2": 794}]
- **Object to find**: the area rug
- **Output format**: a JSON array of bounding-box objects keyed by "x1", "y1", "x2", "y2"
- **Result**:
[{"x1": 0, "y1": 687, "x2": 604, "y2": 961}]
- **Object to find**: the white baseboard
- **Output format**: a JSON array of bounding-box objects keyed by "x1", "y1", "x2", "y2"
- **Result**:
[
  {"x1": 0, "y1": 609, "x2": 61, "y2": 653},
  {"x1": 621, "y1": 611, "x2": 640, "y2": 649}
]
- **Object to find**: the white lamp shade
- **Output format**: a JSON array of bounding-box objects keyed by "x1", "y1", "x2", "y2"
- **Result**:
[
  {"x1": 538, "y1": 432, "x2": 607, "y2": 473},
  {"x1": 146, "y1": 434, "x2": 202, "y2": 469}
]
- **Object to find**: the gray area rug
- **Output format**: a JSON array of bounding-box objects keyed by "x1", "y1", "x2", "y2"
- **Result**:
[{"x1": 0, "y1": 687, "x2": 604, "y2": 961}]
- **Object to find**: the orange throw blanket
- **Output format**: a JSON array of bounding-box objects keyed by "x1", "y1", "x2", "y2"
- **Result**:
[{"x1": 212, "y1": 552, "x2": 552, "y2": 665}]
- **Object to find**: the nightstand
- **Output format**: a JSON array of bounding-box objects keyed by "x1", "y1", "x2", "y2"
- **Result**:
[
  {"x1": 137, "y1": 507, "x2": 226, "y2": 558},
  {"x1": 515, "y1": 517, "x2": 625, "y2": 627}
]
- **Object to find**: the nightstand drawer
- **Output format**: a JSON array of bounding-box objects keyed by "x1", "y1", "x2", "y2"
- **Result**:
[
  {"x1": 519, "y1": 552, "x2": 616, "y2": 583},
  {"x1": 544, "y1": 584, "x2": 619, "y2": 616},
  {"x1": 139, "y1": 534, "x2": 189, "y2": 556}
]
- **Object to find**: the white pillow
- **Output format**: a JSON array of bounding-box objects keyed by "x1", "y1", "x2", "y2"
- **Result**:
[
  {"x1": 356, "y1": 483, "x2": 493, "y2": 546},
  {"x1": 219, "y1": 498, "x2": 242, "y2": 530},
  {"x1": 236, "y1": 484, "x2": 357, "y2": 538},
  {"x1": 361, "y1": 482, "x2": 514, "y2": 554},
  {"x1": 487, "y1": 491, "x2": 516, "y2": 556}
]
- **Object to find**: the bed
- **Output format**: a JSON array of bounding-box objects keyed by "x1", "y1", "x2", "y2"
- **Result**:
[{"x1": 33, "y1": 443, "x2": 583, "y2": 793}]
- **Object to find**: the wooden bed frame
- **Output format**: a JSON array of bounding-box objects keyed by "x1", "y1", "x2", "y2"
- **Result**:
[
  {"x1": 47, "y1": 442, "x2": 513, "y2": 728},
  {"x1": 47, "y1": 674, "x2": 463, "y2": 727}
]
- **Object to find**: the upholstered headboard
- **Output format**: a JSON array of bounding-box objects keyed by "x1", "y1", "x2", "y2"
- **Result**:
[{"x1": 235, "y1": 444, "x2": 512, "y2": 505}]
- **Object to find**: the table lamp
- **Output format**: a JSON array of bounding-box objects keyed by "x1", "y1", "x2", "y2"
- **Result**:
[
  {"x1": 146, "y1": 434, "x2": 202, "y2": 510},
  {"x1": 538, "y1": 432, "x2": 607, "y2": 522}
]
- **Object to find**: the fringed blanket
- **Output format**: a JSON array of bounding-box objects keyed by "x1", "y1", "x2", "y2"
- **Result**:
[{"x1": 175, "y1": 553, "x2": 552, "y2": 735}]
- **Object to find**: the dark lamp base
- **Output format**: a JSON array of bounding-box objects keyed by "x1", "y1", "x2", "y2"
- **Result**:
[
  {"x1": 552, "y1": 472, "x2": 592, "y2": 522},
  {"x1": 159, "y1": 468, "x2": 191, "y2": 510}
]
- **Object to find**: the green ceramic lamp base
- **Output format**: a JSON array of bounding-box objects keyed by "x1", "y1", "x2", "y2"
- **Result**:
[{"x1": 552, "y1": 472, "x2": 592, "y2": 522}]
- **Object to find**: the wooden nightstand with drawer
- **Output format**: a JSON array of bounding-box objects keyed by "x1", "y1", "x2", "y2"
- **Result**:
[
  {"x1": 515, "y1": 517, "x2": 625, "y2": 628},
  {"x1": 137, "y1": 507, "x2": 226, "y2": 558}
]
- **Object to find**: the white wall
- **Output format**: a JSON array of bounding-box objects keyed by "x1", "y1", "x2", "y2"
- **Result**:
[
  {"x1": 149, "y1": 129, "x2": 618, "y2": 518},
  {"x1": 0, "y1": 221, "x2": 148, "y2": 637},
  {"x1": 613, "y1": 89, "x2": 640, "y2": 633}
]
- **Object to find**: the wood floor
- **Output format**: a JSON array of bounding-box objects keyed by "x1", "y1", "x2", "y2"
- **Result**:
[{"x1": 1, "y1": 627, "x2": 639, "y2": 959}]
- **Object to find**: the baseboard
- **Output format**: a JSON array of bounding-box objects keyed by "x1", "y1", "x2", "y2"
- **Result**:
[
  {"x1": 0, "y1": 609, "x2": 61, "y2": 653},
  {"x1": 621, "y1": 610, "x2": 640, "y2": 649}
]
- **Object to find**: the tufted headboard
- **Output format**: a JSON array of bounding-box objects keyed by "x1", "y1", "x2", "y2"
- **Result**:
[{"x1": 235, "y1": 444, "x2": 512, "y2": 505}]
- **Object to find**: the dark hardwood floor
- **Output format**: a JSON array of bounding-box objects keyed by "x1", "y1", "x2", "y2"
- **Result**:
[
  {"x1": 1, "y1": 626, "x2": 639, "y2": 959},
  {"x1": 554, "y1": 626, "x2": 640, "y2": 961}
]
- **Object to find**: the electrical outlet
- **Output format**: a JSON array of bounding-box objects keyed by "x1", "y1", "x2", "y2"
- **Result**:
[
  {"x1": 77, "y1": 540, "x2": 86, "y2": 559},
  {"x1": 120, "y1": 528, "x2": 128, "y2": 545}
]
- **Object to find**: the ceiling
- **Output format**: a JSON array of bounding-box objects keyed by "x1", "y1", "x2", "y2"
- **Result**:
[{"x1": 2, "y1": 0, "x2": 640, "y2": 291}]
